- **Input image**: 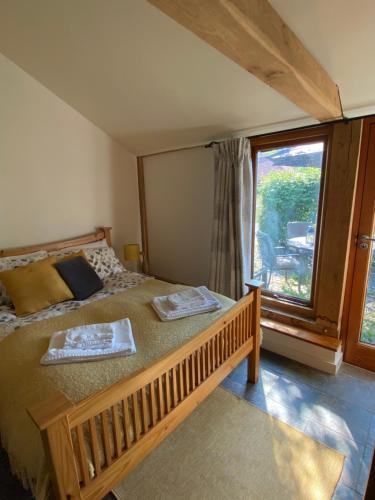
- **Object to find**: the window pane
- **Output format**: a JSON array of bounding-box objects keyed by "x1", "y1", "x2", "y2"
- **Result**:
[
  {"x1": 254, "y1": 141, "x2": 324, "y2": 302},
  {"x1": 360, "y1": 227, "x2": 375, "y2": 345}
]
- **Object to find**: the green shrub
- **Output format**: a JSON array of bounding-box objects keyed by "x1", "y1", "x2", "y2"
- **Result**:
[{"x1": 257, "y1": 167, "x2": 321, "y2": 244}]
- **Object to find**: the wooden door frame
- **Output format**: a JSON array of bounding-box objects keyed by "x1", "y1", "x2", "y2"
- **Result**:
[
  {"x1": 342, "y1": 116, "x2": 375, "y2": 371},
  {"x1": 137, "y1": 156, "x2": 150, "y2": 274}
]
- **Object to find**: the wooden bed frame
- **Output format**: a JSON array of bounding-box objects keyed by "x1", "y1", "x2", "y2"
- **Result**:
[{"x1": 1, "y1": 227, "x2": 261, "y2": 500}]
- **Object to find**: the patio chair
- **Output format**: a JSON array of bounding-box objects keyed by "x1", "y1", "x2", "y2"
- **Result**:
[
  {"x1": 287, "y1": 221, "x2": 310, "y2": 239},
  {"x1": 255, "y1": 230, "x2": 304, "y2": 292}
]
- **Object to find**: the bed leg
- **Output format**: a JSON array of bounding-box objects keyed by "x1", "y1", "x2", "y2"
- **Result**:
[
  {"x1": 28, "y1": 391, "x2": 82, "y2": 499},
  {"x1": 245, "y1": 280, "x2": 262, "y2": 384}
]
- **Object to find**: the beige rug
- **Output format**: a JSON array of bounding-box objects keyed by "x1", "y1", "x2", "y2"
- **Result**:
[{"x1": 113, "y1": 387, "x2": 344, "y2": 500}]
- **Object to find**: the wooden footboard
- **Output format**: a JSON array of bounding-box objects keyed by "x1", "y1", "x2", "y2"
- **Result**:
[{"x1": 28, "y1": 282, "x2": 261, "y2": 500}]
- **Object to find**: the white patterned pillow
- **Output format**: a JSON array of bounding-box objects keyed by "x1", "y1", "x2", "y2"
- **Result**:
[
  {"x1": 83, "y1": 247, "x2": 125, "y2": 279},
  {"x1": 0, "y1": 250, "x2": 48, "y2": 305},
  {"x1": 48, "y1": 240, "x2": 108, "y2": 259},
  {"x1": 49, "y1": 248, "x2": 85, "y2": 259}
]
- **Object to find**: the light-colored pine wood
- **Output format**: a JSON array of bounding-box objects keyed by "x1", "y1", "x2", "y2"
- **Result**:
[
  {"x1": 122, "y1": 399, "x2": 132, "y2": 450},
  {"x1": 191, "y1": 354, "x2": 196, "y2": 389},
  {"x1": 164, "y1": 373, "x2": 171, "y2": 413},
  {"x1": 230, "y1": 321, "x2": 234, "y2": 356},
  {"x1": 220, "y1": 331, "x2": 224, "y2": 363},
  {"x1": 131, "y1": 393, "x2": 142, "y2": 441},
  {"x1": 234, "y1": 317, "x2": 239, "y2": 351},
  {"x1": 241, "y1": 312, "x2": 245, "y2": 345},
  {"x1": 111, "y1": 405, "x2": 122, "y2": 457},
  {"x1": 28, "y1": 391, "x2": 74, "y2": 430},
  {"x1": 184, "y1": 359, "x2": 190, "y2": 395},
  {"x1": 148, "y1": 0, "x2": 342, "y2": 121},
  {"x1": 179, "y1": 362, "x2": 184, "y2": 401},
  {"x1": 207, "y1": 341, "x2": 211, "y2": 376},
  {"x1": 76, "y1": 424, "x2": 90, "y2": 486},
  {"x1": 140, "y1": 387, "x2": 149, "y2": 434},
  {"x1": 260, "y1": 318, "x2": 341, "y2": 351},
  {"x1": 214, "y1": 336, "x2": 218, "y2": 370},
  {"x1": 0, "y1": 227, "x2": 112, "y2": 257},
  {"x1": 225, "y1": 324, "x2": 230, "y2": 359},
  {"x1": 101, "y1": 411, "x2": 113, "y2": 467},
  {"x1": 41, "y1": 417, "x2": 81, "y2": 499},
  {"x1": 172, "y1": 367, "x2": 178, "y2": 407},
  {"x1": 157, "y1": 377, "x2": 165, "y2": 420},
  {"x1": 202, "y1": 346, "x2": 206, "y2": 380},
  {"x1": 88, "y1": 417, "x2": 101, "y2": 477},
  {"x1": 149, "y1": 383, "x2": 157, "y2": 427},
  {"x1": 211, "y1": 338, "x2": 216, "y2": 371},
  {"x1": 196, "y1": 349, "x2": 201, "y2": 386}
]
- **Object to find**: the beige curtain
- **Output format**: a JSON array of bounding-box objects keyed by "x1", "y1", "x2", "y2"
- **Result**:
[{"x1": 208, "y1": 138, "x2": 252, "y2": 300}]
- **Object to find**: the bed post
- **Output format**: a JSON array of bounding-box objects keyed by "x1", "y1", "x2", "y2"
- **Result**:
[
  {"x1": 246, "y1": 280, "x2": 263, "y2": 384},
  {"x1": 100, "y1": 226, "x2": 112, "y2": 247},
  {"x1": 28, "y1": 392, "x2": 81, "y2": 500}
]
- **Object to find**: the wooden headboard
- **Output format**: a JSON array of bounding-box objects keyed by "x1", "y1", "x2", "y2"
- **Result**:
[{"x1": 0, "y1": 227, "x2": 112, "y2": 257}]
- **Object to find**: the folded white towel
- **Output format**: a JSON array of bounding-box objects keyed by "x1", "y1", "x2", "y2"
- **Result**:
[
  {"x1": 152, "y1": 286, "x2": 221, "y2": 321},
  {"x1": 167, "y1": 287, "x2": 207, "y2": 310},
  {"x1": 64, "y1": 329, "x2": 114, "y2": 350},
  {"x1": 41, "y1": 318, "x2": 136, "y2": 365}
]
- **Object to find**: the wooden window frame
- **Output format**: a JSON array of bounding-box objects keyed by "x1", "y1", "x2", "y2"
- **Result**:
[
  {"x1": 251, "y1": 121, "x2": 363, "y2": 338},
  {"x1": 251, "y1": 125, "x2": 332, "y2": 320}
]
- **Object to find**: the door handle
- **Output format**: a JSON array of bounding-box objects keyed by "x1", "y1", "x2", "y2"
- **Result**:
[
  {"x1": 358, "y1": 235, "x2": 375, "y2": 249},
  {"x1": 359, "y1": 235, "x2": 375, "y2": 242}
]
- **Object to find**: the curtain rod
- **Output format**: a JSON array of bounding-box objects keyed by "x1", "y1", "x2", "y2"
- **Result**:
[{"x1": 140, "y1": 112, "x2": 372, "y2": 158}]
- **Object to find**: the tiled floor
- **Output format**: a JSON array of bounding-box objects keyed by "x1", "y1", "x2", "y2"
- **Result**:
[
  {"x1": 1, "y1": 349, "x2": 374, "y2": 499},
  {"x1": 222, "y1": 349, "x2": 375, "y2": 499}
]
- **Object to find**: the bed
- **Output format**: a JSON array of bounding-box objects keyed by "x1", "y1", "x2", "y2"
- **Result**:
[{"x1": 0, "y1": 227, "x2": 261, "y2": 500}]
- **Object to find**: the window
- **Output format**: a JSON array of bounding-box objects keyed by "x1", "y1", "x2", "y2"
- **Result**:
[{"x1": 252, "y1": 134, "x2": 327, "y2": 307}]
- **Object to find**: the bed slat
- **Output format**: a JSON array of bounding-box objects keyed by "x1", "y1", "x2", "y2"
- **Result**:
[
  {"x1": 122, "y1": 398, "x2": 132, "y2": 450},
  {"x1": 149, "y1": 382, "x2": 157, "y2": 426},
  {"x1": 131, "y1": 393, "x2": 141, "y2": 441},
  {"x1": 111, "y1": 405, "x2": 122, "y2": 457},
  {"x1": 140, "y1": 387, "x2": 149, "y2": 434},
  {"x1": 101, "y1": 410, "x2": 113, "y2": 466},
  {"x1": 88, "y1": 417, "x2": 101, "y2": 477},
  {"x1": 76, "y1": 424, "x2": 90, "y2": 486}
]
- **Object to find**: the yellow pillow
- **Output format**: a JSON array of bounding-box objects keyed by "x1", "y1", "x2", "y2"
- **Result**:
[{"x1": 0, "y1": 256, "x2": 74, "y2": 316}]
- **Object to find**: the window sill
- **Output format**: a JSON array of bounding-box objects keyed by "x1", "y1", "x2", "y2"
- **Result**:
[{"x1": 260, "y1": 318, "x2": 341, "y2": 352}]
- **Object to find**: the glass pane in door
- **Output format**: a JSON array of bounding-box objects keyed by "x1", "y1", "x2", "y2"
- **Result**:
[{"x1": 360, "y1": 228, "x2": 375, "y2": 345}]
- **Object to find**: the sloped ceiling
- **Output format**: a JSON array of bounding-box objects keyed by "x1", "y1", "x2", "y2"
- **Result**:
[{"x1": 0, "y1": 0, "x2": 374, "y2": 155}]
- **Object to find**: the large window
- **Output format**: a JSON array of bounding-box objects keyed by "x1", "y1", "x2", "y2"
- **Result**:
[{"x1": 252, "y1": 136, "x2": 327, "y2": 306}]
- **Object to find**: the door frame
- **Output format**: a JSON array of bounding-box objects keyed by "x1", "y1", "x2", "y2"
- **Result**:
[{"x1": 342, "y1": 116, "x2": 375, "y2": 371}]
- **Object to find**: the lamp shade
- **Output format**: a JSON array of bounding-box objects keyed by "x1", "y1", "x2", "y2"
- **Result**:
[{"x1": 123, "y1": 243, "x2": 141, "y2": 261}]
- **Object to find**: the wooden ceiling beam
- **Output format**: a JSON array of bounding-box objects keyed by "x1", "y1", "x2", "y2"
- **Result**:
[{"x1": 148, "y1": 0, "x2": 343, "y2": 121}]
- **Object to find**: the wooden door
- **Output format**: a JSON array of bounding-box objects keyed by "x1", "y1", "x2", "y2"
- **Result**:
[{"x1": 344, "y1": 117, "x2": 375, "y2": 371}]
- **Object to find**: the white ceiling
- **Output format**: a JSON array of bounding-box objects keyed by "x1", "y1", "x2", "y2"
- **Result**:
[{"x1": 0, "y1": 0, "x2": 374, "y2": 155}]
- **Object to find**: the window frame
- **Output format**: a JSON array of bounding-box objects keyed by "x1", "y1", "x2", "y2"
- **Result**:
[{"x1": 250, "y1": 125, "x2": 333, "y2": 320}]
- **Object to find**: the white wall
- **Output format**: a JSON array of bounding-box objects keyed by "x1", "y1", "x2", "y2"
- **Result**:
[
  {"x1": 143, "y1": 147, "x2": 214, "y2": 285},
  {"x1": 0, "y1": 53, "x2": 140, "y2": 257}
]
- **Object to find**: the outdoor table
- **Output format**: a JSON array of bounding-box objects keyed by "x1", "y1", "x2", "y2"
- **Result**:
[{"x1": 287, "y1": 236, "x2": 314, "y2": 254}]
